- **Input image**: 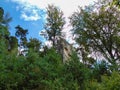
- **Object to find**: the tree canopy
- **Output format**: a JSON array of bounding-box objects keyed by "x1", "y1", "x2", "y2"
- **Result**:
[
  {"x1": 70, "y1": 4, "x2": 120, "y2": 70},
  {"x1": 0, "y1": 1, "x2": 120, "y2": 90},
  {"x1": 45, "y1": 5, "x2": 65, "y2": 46}
]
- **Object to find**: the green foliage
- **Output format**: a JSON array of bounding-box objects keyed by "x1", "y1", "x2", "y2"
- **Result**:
[
  {"x1": 37, "y1": 48, "x2": 63, "y2": 89},
  {"x1": 70, "y1": 3, "x2": 120, "y2": 69},
  {"x1": 15, "y1": 25, "x2": 28, "y2": 46},
  {"x1": 8, "y1": 36, "x2": 18, "y2": 51},
  {"x1": 111, "y1": 0, "x2": 120, "y2": 7},
  {"x1": 0, "y1": 7, "x2": 12, "y2": 26},
  {"x1": 0, "y1": 7, "x2": 12, "y2": 54},
  {"x1": 0, "y1": 2, "x2": 120, "y2": 90},
  {"x1": 27, "y1": 38, "x2": 41, "y2": 52},
  {"x1": 65, "y1": 52, "x2": 91, "y2": 89},
  {"x1": 100, "y1": 71, "x2": 120, "y2": 90},
  {"x1": 45, "y1": 4, "x2": 65, "y2": 46},
  {"x1": 0, "y1": 48, "x2": 62, "y2": 89},
  {"x1": 0, "y1": 7, "x2": 4, "y2": 22},
  {"x1": 0, "y1": 50, "x2": 47, "y2": 89},
  {"x1": 91, "y1": 61, "x2": 110, "y2": 82},
  {"x1": 85, "y1": 71, "x2": 120, "y2": 90}
]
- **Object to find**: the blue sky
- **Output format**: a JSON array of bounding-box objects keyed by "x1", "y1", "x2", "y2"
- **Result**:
[
  {"x1": 0, "y1": 0, "x2": 45, "y2": 41},
  {"x1": 0, "y1": 0, "x2": 97, "y2": 43}
]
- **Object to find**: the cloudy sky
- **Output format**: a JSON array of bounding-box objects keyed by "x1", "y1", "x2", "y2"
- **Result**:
[{"x1": 0, "y1": 0, "x2": 97, "y2": 43}]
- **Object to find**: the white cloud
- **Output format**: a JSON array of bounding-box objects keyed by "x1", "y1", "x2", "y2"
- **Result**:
[
  {"x1": 21, "y1": 9, "x2": 41, "y2": 21},
  {"x1": 11, "y1": 0, "x2": 97, "y2": 43},
  {"x1": 11, "y1": 0, "x2": 97, "y2": 20},
  {"x1": 11, "y1": 0, "x2": 43, "y2": 21}
]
